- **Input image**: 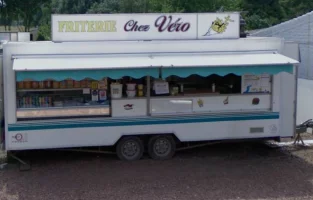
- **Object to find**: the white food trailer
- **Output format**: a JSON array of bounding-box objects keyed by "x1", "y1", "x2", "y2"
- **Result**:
[{"x1": 2, "y1": 13, "x2": 299, "y2": 161}]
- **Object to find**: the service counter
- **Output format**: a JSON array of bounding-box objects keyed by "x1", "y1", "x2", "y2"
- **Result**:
[
  {"x1": 111, "y1": 97, "x2": 147, "y2": 117},
  {"x1": 17, "y1": 105, "x2": 110, "y2": 119},
  {"x1": 109, "y1": 93, "x2": 271, "y2": 117},
  {"x1": 150, "y1": 93, "x2": 271, "y2": 115}
]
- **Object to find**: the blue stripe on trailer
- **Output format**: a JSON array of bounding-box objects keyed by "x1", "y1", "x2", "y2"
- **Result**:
[
  {"x1": 10, "y1": 112, "x2": 279, "y2": 126},
  {"x1": 8, "y1": 112, "x2": 279, "y2": 131}
]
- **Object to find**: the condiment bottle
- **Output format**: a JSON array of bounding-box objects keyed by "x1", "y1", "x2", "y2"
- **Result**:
[
  {"x1": 45, "y1": 80, "x2": 52, "y2": 89},
  {"x1": 39, "y1": 81, "x2": 45, "y2": 89},
  {"x1": 17, "y1": 82, "x2": 24, "y2": 89},
  {"x1": 32, "y1": 81, "x2": 39, "y2": 89},
  {"x1": 24, "y1": 81, "x2": 31, "y2": 89},
  {"x1": 180, "y1": 84, "x2": 184, "y2": 93},
  {"x1": 53, "y1": 81, "x2": 60, "y2": 89}
]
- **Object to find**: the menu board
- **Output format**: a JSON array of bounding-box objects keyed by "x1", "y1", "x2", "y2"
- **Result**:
[
  {"x1": 154, "y1": 81, "x2": 169, "y2": 95},
  {"x1": 242, "y1": 74, "x2": 271, "y2": 93},
  {"x1": 98, "y1": 79, "x2": 108, "y2": 89},
  {"x1": 99, "y1": 90, "x2": 107, "y2": 101},
  {"x1": 91, "y1": 90, "x2": 99, "y2": 101}
]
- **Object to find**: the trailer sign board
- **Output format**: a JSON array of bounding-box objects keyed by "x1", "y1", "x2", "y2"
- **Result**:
[{"x1": 52, "y1": 13, "x2": 240, "y2": 42}]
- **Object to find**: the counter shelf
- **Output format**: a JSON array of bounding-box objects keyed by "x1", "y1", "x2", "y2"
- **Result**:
[
  {"x1": 150, "y1": 92, "x2": 271, "y2": 98},
  {"x1": 16, "y1": 88, "x2": 87, "y2": 92},
  {"x1": 16, "y1": 105, "x2": 110, "y2": 119}
]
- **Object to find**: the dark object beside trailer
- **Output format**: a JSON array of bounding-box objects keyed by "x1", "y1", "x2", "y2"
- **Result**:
[{"x1": 294, "y1": 119, "x2": 313, "y2": 145}]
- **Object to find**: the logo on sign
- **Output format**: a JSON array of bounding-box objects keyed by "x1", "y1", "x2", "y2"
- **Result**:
[
  {"x1": 58, "y1": 21, "x2": 117, "y2": 32},
  {"x1": 203, "y1": 15, "x2": 234, "y2": 36},
  {"x1": 155, "y1": 15, "x2": 190, "y2": 32}
]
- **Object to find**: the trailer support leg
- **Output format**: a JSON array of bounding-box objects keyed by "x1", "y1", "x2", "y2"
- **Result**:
[
  {"x1": 0, "y1": 142, "x2": 7, "y2": 170},
  {"x1": 0, "y1": 151, "x2": 7, "y2": 170},
  {"x1": 294, "y1": 133, "x2": 305, "y2": 145},
  {"x1": 8, "y1": 152, "x2": 31, "y2": 171}
]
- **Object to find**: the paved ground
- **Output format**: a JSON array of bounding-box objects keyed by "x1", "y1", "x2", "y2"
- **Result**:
[{"x1": 1, "y1": 140, "x2": 313, "y2": 200}]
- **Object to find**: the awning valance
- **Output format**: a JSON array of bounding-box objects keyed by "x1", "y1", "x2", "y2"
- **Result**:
[
  {"x1": 158, "y1": 53, "x2": 297, "y2": 78},
  {"x1": 13, "y1": 53, "x2": 298, "y2": 81},
  {"x1": 161, "y1": 65, "x2": 293, "y2": 78},
  {"x1": 13, "y1": 56, "x2": 160, "y2": 81}
]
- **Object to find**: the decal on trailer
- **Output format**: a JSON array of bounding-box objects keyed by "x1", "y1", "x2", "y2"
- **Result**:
[
  {"x1": 197, "y1": 99, "x2": 204, "y2": 107},
  {"x1": 223, "y1": 96, "x2": 229, "y2": 105},
  {"x1": 124, "y1": 104, "x2": 133, "y2": 110},
  {"x1": 11, "y1": 133, "x2": 28, "y2": 143},
  {"x1": 269, "y1": 124, "x2": 278, "y2": 134},
  {"x1": 252, "y1": 98, "x2": 260, "y2": 105}
]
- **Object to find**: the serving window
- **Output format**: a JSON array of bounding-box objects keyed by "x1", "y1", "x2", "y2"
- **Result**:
[
  {"x1": 150, "y1": 73, "x2": 271, "y2": 97},
  {"x1": 15, "y1": 70, "x2": 272, "y2": 120},
  {"x1": 15, "y1": 76, "x2": 149, "y2": 120},
  {"x1": 16, "y1": 78, "x2": 111, "y2": 120},
  {"x1": 11, "y1": 54, "x2": 292, "y2": 120}
]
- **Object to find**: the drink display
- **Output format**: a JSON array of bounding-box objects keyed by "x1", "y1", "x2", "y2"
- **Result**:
[
  {"x1": 16, "y1": 79, "x2": 101, "y2": 90},
  {"x1": 17, "y1": 96, "x2": 52, "y2": 108},
  {"x1": 15, "y1": 76, "x2": 146, "y2": 120},
  {"x1": 16, "y1": 78, "x2": 110, "y2": 109}
]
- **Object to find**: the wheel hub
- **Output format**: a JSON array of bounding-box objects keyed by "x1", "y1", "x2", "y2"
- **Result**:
[
  {"x1": 154, "y1": 138, "x2": 171, "y2": 155},
  {"x1": 122, "y1": 141, "x2": 138, "y2": 157}
]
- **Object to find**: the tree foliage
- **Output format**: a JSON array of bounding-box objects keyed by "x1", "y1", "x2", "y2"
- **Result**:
[
  {"x1": 0, "y1": 0, "x2": 18, "y2": 31},
  {"x1": 87, "y1": 0, "x2": 121, "y2": 14},
  {"x1": 0, "y1": 0, "x2": 50, "y2": 31},
  {"x1": 1, "y1": 0, "x2": 313, "y2": 40}
]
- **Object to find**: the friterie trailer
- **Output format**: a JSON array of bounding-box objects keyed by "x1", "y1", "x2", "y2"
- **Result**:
[{"x1": 3, "y1": 13, "x2": 299, "y2": 161}]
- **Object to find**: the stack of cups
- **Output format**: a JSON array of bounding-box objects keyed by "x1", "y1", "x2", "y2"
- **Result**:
[
  {"x1": 126, "y1": 83, "x2": 136, "y2": 98},
  {"x1": 137, "y1": 84, "x2": 144, "y2": 97}
]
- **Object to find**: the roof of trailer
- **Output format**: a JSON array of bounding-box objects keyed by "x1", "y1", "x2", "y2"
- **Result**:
[{"x1": 3, "y1": 36, "x2": 282, "y2": 45}]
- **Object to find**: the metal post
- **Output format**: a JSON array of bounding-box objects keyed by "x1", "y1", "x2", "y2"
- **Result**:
[
  {"x1": 270, "y1": 75, "x2": 273, "y2": 111},
  {"x1": 0, "y1": 143, "x2": 7, "y2": 169},
  {"x1": 146, "y1": 76, "x2": 151, "y2": 116},
  {"x1": 0, "y1": 54, "x2": 6, "y2": 169},
  {"x1": 294, "y1": 64, "x2": 299, "y2": 138}
]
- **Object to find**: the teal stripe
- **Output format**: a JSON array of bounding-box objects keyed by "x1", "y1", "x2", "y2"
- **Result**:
[
  {"x1": 10, "y1": 112, "x2": 279, "y2": 126},
  {"x1": 16, "y1": 65, "x2": 293, "y2": 81},
  {"x1": 162, "y1": 65, "x2": 293, "y2": 78},
  {"x1": 8, "y1": 112, "x2": 279, "y2": 131},
  {"x1": 10, "y1": 112, "x2": 278, "y2": 127},
  {"x1": 16, "y1": 68, "x2": 159, "y2": 81}
]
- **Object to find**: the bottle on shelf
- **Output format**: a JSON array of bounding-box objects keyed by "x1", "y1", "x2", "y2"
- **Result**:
[{"x1": 212, "y1": 83, "x2": 215, "y2": 93}]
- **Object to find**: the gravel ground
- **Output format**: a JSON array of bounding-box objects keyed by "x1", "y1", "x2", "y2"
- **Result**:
[{"x1": 1, "y1": 140, "x2": 313, "y2": 200}]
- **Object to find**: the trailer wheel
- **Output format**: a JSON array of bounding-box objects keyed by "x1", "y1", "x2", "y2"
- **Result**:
[
  {"x1": 148, "y1": 135, "x2": 176, "y2": 160},
  {"x1": 116, "y1": 136, "x2": 144, "y2": 161}
]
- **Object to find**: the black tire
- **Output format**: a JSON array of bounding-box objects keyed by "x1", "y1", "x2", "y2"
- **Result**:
[
  {"x1": 148, "y1": 135, "x2": 176, "y2": 160},
  {"x1": 116, "y1": 136, "x2": 144, "y2": 161}
]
